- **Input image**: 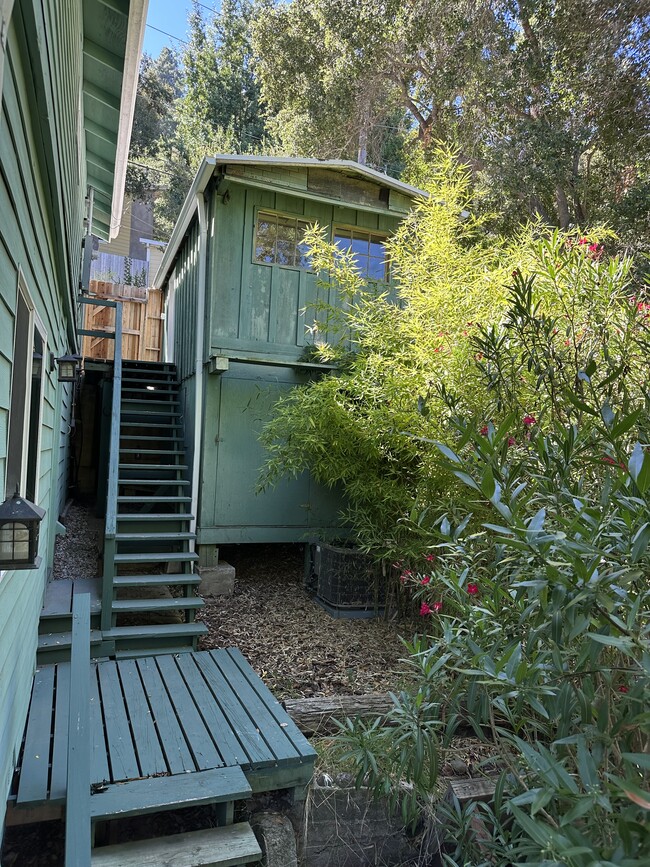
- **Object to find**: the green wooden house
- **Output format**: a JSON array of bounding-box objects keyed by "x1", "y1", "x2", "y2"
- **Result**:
[
  {"x1": 154, "y1": 156, "x2": 422, "y2": 577},
  {"x1": 0, "y1": 0, "x2": 147, "y2": 840}
]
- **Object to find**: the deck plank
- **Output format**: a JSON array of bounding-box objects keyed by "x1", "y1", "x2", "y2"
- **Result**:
[
  {"x1": 193, "y1": 653, "x2": 276, "y2": 769},
  {"x1": 117, "y1": 659, "x2": 167, "y2": 777},
  {"x1": 175, "y1": 654, "x2": 257, "y2": 768},
  {"x1": 227, "y1": 648, "x2": 317, "y2": 759},
  {"x1": 97, "y1": 662, "x2": 140, "y2": 781},
  {"x1": 73, "y1": 578, "x2": 102, "y2": 614},
  {"x1": 16, "y1": 666, "x2": 56, "y2": 804},
  {"x1": 155, "y1": 655, "x2": 224, "y2": 771},
  {"x1": 50, "y1": 663, "x2": 71, "y2": 801},
  {"x1": 136, "y1": 657, "x2": 195, "y2": 775},
  {"x1": 209, "y1": 650, "x2": 300, "y2": 766},
  {"x1": 90, "y1": 666, "x2": 110, "y2": 784}
]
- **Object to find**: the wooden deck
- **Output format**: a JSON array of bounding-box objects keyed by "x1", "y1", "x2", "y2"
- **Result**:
[{"x1": 10, "y1": 648, "x2": 316, "y2": 818}]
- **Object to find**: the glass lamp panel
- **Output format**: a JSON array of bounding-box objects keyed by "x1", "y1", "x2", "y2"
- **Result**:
[{"x1": 0, "y1": 522, "x2": 30, "y2": 563}]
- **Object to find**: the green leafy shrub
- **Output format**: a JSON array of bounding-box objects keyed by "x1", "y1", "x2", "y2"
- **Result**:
[{"x1": 335, "y1": 271, "x2": 650, "y2": 863}]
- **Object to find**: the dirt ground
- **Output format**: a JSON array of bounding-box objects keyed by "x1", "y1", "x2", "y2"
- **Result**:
[{"x1": 198, "y1": 543, "x2": 417, "y2": 700}]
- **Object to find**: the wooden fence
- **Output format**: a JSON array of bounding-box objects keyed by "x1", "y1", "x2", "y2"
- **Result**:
[{"x1": 81, "y1": 280, "x2": 163, "y2": 362}]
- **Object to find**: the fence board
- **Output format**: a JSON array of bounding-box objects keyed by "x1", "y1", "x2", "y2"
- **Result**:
[{"x1": 81, "y1": 281, "x2": 163, "y2": 362}]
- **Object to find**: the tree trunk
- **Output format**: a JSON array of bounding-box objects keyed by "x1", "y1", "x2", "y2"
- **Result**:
[
  {"x1": 283, "y1": 693, "x2": 392, "y2": 734},
  {"x1": 555, "y1": 184, "x2": 571, "y2": 229}
]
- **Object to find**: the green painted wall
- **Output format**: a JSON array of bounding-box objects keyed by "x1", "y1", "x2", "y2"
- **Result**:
[{"x1": 0, "y1": 0, "x2": 90, "y2": 836}]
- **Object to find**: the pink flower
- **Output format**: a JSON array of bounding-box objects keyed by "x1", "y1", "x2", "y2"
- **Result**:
[
  {"x1": 420, "y1": 602, "x2": 432, "y2": 616},
  {"x1": 602, "y1": 455, "x2": 617, "y2": 466},
  {"x1": 433, "y1": 601, "x2": 443, "y2": 612},
  {"x1": 618, "y1": 685, "x2": 629, "y2": 694},
  {"x1": 420, "y1": 576, "x2": 431, "y2": 585},
  {"x1": 400, "y1": 570, "x2": 412, "y2": 584},
  {"x1": 578, "y1": 237, "x2": 589, "y2": 245},
  {"x1": 507, "y1": 437, "x2": 516, "y2": 447},
  {"x1": 425, "y1": 554, "x2": 435, "y2": 562},
  {"x1": 480, "y1": 425, "x2": 489, "y2": 436},
  {"x1": 467, "y1": 583, "x2": 479, "y2": 596},
  {"x1": 523, "y1": 414, "x2": 536, "y2": 427}
]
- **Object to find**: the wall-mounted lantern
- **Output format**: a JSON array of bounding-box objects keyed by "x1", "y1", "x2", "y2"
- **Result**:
[
  {"x1": 55, "y1": 353, "x2": 82, "y2": 382},
  {"x1": 0, "y1": 492, "x2": 45, "y2": 570}
]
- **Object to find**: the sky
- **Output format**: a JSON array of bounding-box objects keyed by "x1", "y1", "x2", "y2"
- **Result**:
[{"x1": 142, "y1": 0, "x2": 222, "y2": 57}]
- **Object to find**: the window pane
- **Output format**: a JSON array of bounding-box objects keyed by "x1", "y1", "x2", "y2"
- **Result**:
[
  {"x1": 351, "y1": 235, "x2": 369, "y2": 257},
  {"x1": 368, "y1": 257, "x2": 387, "y2": 281},
  {"x1": 369, "y1": 238, "x2": 385, "y2": 259},
  {"x1": 276, "y1": 219, "x2": 297, "y2": 266},
  {"x1": 334, "y1": 229, "x2": 352, "y2": 252},
  {"x1": 255, "y1": 215, "x2": 277, "y2": 264}
]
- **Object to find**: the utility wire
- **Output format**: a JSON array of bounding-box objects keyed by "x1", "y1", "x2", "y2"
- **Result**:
[{"x1": 146, "y1": 23, "x2": 189, "y2": 45}]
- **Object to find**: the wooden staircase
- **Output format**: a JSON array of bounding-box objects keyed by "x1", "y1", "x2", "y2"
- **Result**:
[{"x1": 101, "y1": 359, "x2": 207, "y2": 656}]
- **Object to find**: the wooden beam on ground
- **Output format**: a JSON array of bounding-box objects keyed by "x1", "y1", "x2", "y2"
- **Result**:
[{"x1": 283, "y1": 693, "x2": 393, "y2": 734}]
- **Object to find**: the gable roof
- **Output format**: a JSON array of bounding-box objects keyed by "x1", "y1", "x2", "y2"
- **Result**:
[{"x1": 154, "y1": 155, "x2": 425, "y2": 289}]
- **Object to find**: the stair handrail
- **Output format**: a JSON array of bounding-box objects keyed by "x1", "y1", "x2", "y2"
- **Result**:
[
  {"x1": 101, "y1": 303, "x2": 122, "y2": 631},
  {"x1": 105, "y1": 303, "x2": 123, "y2": 539}
]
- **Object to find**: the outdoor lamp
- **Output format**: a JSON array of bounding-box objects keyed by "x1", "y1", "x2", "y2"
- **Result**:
[
  {"x1": 0, "y1": 492, "x2": 45, "y2": 569},
  {"x1": 55, "y1": 353, "x2": 81, "y2": 382}
]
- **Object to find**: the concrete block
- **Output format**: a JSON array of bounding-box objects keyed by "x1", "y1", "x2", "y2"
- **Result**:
[{"x1": 198, "y1": 561, "x2": 235, "y2": 596}]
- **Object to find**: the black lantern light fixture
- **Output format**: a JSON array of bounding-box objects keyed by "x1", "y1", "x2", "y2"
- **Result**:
[
  {"x1": 0, "y1": 491, "x2": 45, "y2": 570},
  {"x1": 55, "y1": 353, "x2": 82, "y2": 382}
]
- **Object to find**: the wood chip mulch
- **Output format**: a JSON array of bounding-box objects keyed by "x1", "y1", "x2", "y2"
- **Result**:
[{"x1": 197, "y1": 544, "x2": 418, "y2": 700}]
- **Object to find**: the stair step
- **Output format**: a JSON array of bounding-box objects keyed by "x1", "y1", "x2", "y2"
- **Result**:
[
  {"x1": 118, "y1": 463, "x2": 188, "y2": 471},
  {"x1": 116, "y1": 514, "x2": 194, "y2": 522},
  {"x1": 119, "y1": 450, "x2": 186, "y2": 458},
  {"x1": 89, "y1": 766, "x2": 251, "y2": 821},
  {"x1": 38, "y1": 629, "x2": 103, "y2": 652},
  {"x1": 118, "y1": 478, "x2": 191, "y2": 486},
  {"x1": 121, "y1": 398, "x2": 180, "y2": 407},
  {"x1": 115, "y1": 532, "x2": 196, "y2": 541},
  {"x1": 120, "y1": 422, "x2": 182, "y2": 429},
  {"x1": 91, "y1": 822, "x2": 261, "y2": 867},
  {"x1": 102, "y1": 622, "x2": 207, "y2": 641},
  {"x1": 120, "y1": 411, "x2": 182, "y2": 418},
  {"x1": 114, "y1": 551, "x2": 199, "y2": 563},
  {"x1": 113, "y1": 645, "x2": 195, "y2": 659},
  {"x1": 120, "y1": 376, "x2": 177, "y2": 385},
  {"x1": 117, "y1": 496, "x2": 192, "y2": 503},
  {"x1": 114, "y1": 573, "x2": 201, "y2": 588},
  {"x1": 122, "y1": 384, "x2": 177, "y2": 391},
  {"x1": 112, "y1": 597, "x2": 203, "y2": 613},
  {"x1": 120, "y1": 434, "x2": 184, "y2": 442}
]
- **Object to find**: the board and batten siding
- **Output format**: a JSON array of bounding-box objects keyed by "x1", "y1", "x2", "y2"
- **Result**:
[
  {"x1": 207, "y1": 181, "x2": 403, "y2": 362},
  {"x1": 0, "y1": 0, "x2": 84, "y2": 834}
]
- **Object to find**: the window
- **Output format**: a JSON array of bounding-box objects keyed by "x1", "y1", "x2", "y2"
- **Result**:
[
  {"x1": 333, "y1": 228, "x2": 388, "y2": 281},
  {"x1": 254, "y1": 211, "x2": 312, "y2": 269},
  {"x1": 6, "y1": 280, "x2": 45, "y2": 503}
]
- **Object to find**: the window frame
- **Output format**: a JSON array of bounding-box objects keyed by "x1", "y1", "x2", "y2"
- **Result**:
[{"x1": 5, "y1": 271, "x2": 47, "y2": 505}]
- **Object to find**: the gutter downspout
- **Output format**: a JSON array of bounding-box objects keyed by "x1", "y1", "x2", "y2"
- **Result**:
[{"x1": 190, "y1": 192, "x2": 208, "y2": 541}]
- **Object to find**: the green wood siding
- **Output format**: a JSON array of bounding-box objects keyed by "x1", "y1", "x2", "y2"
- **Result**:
[
  {"x1": 0, "y1": 0, "x2": 108, "y2": 834},
  {"x1": 198, "y1": 363, "x2": 342, "y2": 545}
]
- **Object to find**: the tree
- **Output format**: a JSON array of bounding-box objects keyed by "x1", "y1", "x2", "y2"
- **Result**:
[{"x1": 253, "y1": 1, "x2": 650, "y2": 240}]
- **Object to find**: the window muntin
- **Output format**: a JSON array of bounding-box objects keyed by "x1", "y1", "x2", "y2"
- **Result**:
[
  {"x1": 254, "y1": 211, "x2": 312, "y2": 269},
  {"x1": 333, "y1": 227, "x2": 389, "y2": 281}
]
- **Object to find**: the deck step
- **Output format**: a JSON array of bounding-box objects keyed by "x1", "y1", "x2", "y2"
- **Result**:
[
  {"x1": 91, "y1": 822, "x2": 261, "y2": 867},
  {"x1": 115, "y1": 514, "x2": 194, "y2": 523},
  {"x1": 112, "y1": 645, "x2": 195, "y2": 659},
  {"x1": 117, "y1": 496, "x2": 192, "y2": 504},
  {"x1": 114, "y1": 551, "x2": 199, "y2": 564},
  {"x1": 115, "y1": 531, "x2": 196, "y2": 542},
  {"x1": 114, "y1": 573, "x2": 200, "y2": 588},
  {"x1": 120, "y1": 434, "x2": 184, "y2": 442},
  {"x1": 103, "y1": 622, "x2": 207, "y2": 641},
  {"x1": 111, "y1": 597, "x2": 204, "y2": 613}
]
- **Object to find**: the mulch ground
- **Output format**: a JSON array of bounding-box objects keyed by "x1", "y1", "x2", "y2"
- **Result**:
[{"x1": 197, "y1": 543, "x2": 418, "y2": 700}]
